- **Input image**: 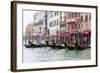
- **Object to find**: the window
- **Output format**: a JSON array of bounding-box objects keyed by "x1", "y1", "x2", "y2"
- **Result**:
[
  {"x1": 89, "y1": 14, "x2": 91, "y2": 21},
  {"x1": 52, "y1": 12, "x2": 54, "y2": 17},
  {"x1": 64, "y1": 16, "x2": 66, "y2": 20},
  {"x1": 60, "y1": 12, "x2": 62, "y2": 15},
  {"x1": 57, "y1": 19, "x2": 58, "y2": 25},
  {"x1": 49, "y1": 22, "x2": 50, "y2": 27},
  {"x1": 52, "y1": 21, "x2": 53, "y2": 27},
  {"x1": 81, "y1": 16, "x2": 83, "y2": 22},
  {"x1": 51, "y1": 13, "x2": 53, "y2": 18},
  {"x1": 75, "y1": 13, "x2": 77, "y2": 18},
  {"x1": 85, "y1": 15, "x2": 88, "y2": 21},
  {"x1": 60, "y1": 16, "x2": 62, "y2": 20},
  {"x1": 57, "y1": 11, "x2": 58, "y2": 16},
  {"x1": 55, "y1": 12, "x2": 56, "y2": 16},
  {"x1": 54, "y1": 20, "x2": 56, "y2": 26},
  {"x1": 49, "y1": 22, "x2": 52, "y2": 27},
  {"x1": 72, "y1": 13, "x2": 74, "y2": 18},
  {"x1": 72, "y1": 24, "x2": 74, "y2": 29},
  {"x1": 53, "y1": 20, "x2": 55, "y2": 26},
  {"x1": 68, "y1": 14, "x2": 71, "y2": 19}
]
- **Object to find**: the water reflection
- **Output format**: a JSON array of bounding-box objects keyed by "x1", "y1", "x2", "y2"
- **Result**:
[{"x1": 23, "y1": 47, "x2": 91, "y2": 63}]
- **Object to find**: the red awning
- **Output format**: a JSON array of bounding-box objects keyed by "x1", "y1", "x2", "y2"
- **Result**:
[
  {"x1": 57, "y1": 34, "x2": 64, "y2": 38},
  {"x1": 83, "y1": 31, "x2": 90, "y2": 35},
  {"x1": 62, "y1": 32, "x2": 71, "y2": 38},
  {"x1": 83, "y1": 30, "x2": 91, "y2": 37}
]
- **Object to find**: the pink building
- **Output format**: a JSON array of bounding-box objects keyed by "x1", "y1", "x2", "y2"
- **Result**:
[
  {"x1": 65, "y1": 12, "x2": 80, "y2": 33},
  {"x1": 65, "y1": 12, "x2": 91, "y2": 45},
  {"x1": 80, "y1": 13, "x2": 91, "y2": 31}
]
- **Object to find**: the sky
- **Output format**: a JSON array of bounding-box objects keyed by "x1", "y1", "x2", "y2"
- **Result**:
[{"x1": 23, "y1": 10, "x2": 36, "y2": 33}]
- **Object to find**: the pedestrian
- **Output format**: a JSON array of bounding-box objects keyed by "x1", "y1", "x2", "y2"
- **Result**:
[
  {"x1": 28, "y1": 40, "x2": 32, "y2": 44},
  {"x1": 64, "y1": 42, "x2": 67, "y2": 47}
]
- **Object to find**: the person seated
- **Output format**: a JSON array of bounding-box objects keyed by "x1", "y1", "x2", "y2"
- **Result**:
[
  {"x1": 75, "y1": 41, "x2": 78, "y2": 47},
  {"x1": 28, "y1": 40, "x2": 32, "y2": 44},
  {"x1": 64, "y1": 42, "x2": 67, "y2": 46},
  {"x1": 52, "y1": 41, "x2": 56, "y2": 46}
]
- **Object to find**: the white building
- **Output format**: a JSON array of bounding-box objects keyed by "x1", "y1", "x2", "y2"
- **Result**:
[
  {"x1": 47, "y1": 11, "x2": 67, "y2": 43},
  {"x1": 47, "y1": 11, "x2": 60, "y2": 36},
  {"x1": 59, "y1": 12, "x2": 66, "y2": 33}
]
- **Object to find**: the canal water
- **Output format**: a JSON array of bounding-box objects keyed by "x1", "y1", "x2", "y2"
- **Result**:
[{"x1": 23, "y1": 47, "x2": 91, "y2": 63}]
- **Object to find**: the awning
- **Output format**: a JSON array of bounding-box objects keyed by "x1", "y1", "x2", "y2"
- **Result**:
[
  {"x1": 58, "y1": 32, "x2": 71, "y2": 38},
  {"x1": 57, "y1": 34, "x2": 64, "y2": 38},
  {"x1": 83, "y1": 30, "x2": 91, "y2": 37},
  {"x1": 64, "y1": 32, "x2": 71, "y2": 38}
]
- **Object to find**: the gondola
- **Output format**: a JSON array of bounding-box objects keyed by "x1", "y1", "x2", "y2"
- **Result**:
[
  {"x1": 24, "y1": 43, "x2": 48, "y2": 48},
  {"x1": 49, "y1": 45, "x2": 66, "y2": 49},
  {"x1": 75, "y1": 45, "x2": 85, "y2": 50},
  {"x1": 24, "y1": 44, "x2": 47, "y2": 48},
  {"x1": 65, "y1": 43, "x2": 75, "y2": 50},
  {"x1": 49, "y1": 43, "x2": 66, "y2": 49},
  {"x1": 24, "y1": 44, "x2": 32, "y2": 48},
  {"x1": 66, "y1": 45, "x2": 75, "y2": 50},
  {"x1": 75, "y1": 44, "x2": 90, "y2": 50}
]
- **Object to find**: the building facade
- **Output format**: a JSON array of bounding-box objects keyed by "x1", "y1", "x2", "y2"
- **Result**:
[
  {"x1": 65, "y1": 12, "x2": 80, "y2": 32},
  {"x1": 47, "y1": 11, "x2": 61, "y2": 43},
  {"x1": 80, "y1": 13, "x2": 91, "y2": 31},
  {"x1": 33, "y1": 11, "x2": 48, "y2": 42},
  {"x1": 80, "y1": 13, "x2": 91, "y2": 44},
  {"x1": 65, "y1": 12, "x2": 91, "y2": 45},
  {"x1": 25, "y1": 23, "x2": 33, "y2": 42},
  {"x1": 32, "y1": 11, "x2": 91, "y2": 45},
  {"x1": 47, "y1": 11, "x2": 60, "y2": 35}
]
